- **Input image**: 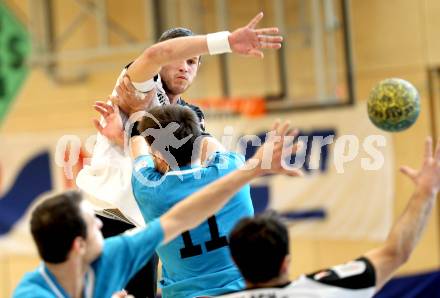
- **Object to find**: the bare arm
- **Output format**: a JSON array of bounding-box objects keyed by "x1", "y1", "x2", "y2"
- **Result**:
[
  {"x1": 130, "y1": 135, "x2": 150, "y2": 160},
  {"x1": 365, "y1": 137, "x2": 440, "y2": 291},
  {"x1": 126, "y1": 12, "x2": 282, "y2": 83},
  {"x1": 199, "y1": 136, "x2": 226, "y2": 163},
  {"x1": 127, "y1": 35, "x2": 208, "y2": 83},
  {"x1": 159, "y1": 121, "x2": 303, "y2": 244}
]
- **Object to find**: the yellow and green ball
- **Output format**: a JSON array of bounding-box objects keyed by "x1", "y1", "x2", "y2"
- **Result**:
[{"x1": 367, "y1": 78, "x2": 420, "y2": 132}]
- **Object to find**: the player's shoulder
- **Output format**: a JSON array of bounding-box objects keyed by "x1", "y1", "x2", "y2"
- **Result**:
[
  {"x1": 133, "y1": 155, "x2": 154, "y2": 172},
  {"x1": 131, "y1": 155, "x2": 163, "y2": 186},
  {"x1": 13, "y1": 270, "x2": 54, "y2": 298}
]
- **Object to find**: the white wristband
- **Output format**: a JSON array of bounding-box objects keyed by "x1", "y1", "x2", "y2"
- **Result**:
[
  {"x1": 132, "y1": 78, "x2": 156, "y2": 93},
  {"x1": 207, "y1": 31, "x2": 232, "y2": 55},
  {"x1": 131, "y1": 78, "x2": 157, "y2": 101}
]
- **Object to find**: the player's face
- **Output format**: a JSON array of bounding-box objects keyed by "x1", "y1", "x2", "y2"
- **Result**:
[
  {"x1": 80, "y1": 201, "x2": 104, "y2": 263},
  {"x1": 160, "y1": 57, "x2": 200, "y2": 96}
]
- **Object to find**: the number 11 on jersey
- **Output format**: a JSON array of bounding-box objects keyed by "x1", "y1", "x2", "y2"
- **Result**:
[{"x1": 180, "y1": 215, "x2": 229, "y2": 259}]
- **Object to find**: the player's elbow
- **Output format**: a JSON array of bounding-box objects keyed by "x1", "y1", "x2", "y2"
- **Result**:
[
  {"x1": 383, "y1": 243, "x2": 411, "y2": 266},
  {"x1": 142, "y1": 44, "x2": 173, "y2": 65},
  {"x1": 399, "y1": 248, "x2": 412, "y2": 264}
]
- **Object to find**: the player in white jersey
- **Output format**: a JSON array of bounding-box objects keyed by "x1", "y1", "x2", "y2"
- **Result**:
[
  {"x1": 216, "y1": 137, "x2": 440, "y2": 298},
  {"x1": 78, "y1": 12, "x2": 284, "y2": 226}
]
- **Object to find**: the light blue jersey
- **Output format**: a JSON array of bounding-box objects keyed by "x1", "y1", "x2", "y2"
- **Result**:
[
  {"x1": 13, "y1": 219, "x2": 163, "y2": 298},
  {"x1": 132, "y1": 151, "x2": 254, "y2": 298}
]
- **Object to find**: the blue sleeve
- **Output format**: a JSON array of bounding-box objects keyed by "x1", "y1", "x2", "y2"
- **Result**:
[
  {"x1": 98, "y1": 219, "x2": 164, "y2": 285},
  {"x1": 13, "y1": 273, "x2": 55, "y2": 298},
  {"x1": 13, "y1": 288, "x2": 54, "y2": 298},
  {"x1": 132, "y1": 154, "x2": 160, "y2": 184},
  {"x1": 131, "y1": 154, "x2": 162, "y2": 205},
  {"x1": 205, "y1": 151, "x2": 245, "y2": 173}
]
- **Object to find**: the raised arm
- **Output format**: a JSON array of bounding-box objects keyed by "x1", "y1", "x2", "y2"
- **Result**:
[
  {"x1": 130, "y1": 135, "x2": 150, "y2": 160},
  {"x1": 365, "y1": 137, "x2": 440, "y2": 291},
  {"x1": 126, "y1": 12, "x2": 282, "y2": 83},
  {"x1": 159, "y1": 121, "x2": 303, "y2": 244}
]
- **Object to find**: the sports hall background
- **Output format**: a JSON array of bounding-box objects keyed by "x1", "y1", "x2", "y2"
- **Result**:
[{"x1": 1, "y1": 0, "x2": 440, "y2": 297}]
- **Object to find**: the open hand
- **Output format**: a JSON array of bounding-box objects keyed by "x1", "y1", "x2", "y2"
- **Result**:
[
  {"x1": 229, "y1": 12, "x2": 283, "y2": 58},
  {"x1": 93, "y1": 100, "x2": 124, "y2": 147},
  {"x1": 246, "y1": 120, "x2": 303, "y2": 176},
  {"x1": 400, "y1": 137, "x2": 440, "y2": 196}
]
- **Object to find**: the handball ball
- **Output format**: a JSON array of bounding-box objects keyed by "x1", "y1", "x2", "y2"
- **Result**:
[{"x1": 367, "y1": 78, "x2": 420, "y2": 132}]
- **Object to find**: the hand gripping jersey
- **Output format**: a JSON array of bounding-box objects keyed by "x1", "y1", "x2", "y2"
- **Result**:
[{"x1": 76, "y1": 66, "x2": 207, "y2": 226}]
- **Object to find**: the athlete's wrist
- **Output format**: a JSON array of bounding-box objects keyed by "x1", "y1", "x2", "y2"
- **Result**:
[
  {"x1": 242, "y1": 158, "x2": 265, "y2": 176},
  {"x1": 206, "y1": 31, "x2": 232, "y2": 55},
  {"x1": 111, "y1": 130, "x2": 125, "y2": 149},
  {"x1": 413, "y1": 184, "x2": 437, "y2": 200},
  {"x1": 123, "y1": 95, "x2": 153, "y2": 116}
]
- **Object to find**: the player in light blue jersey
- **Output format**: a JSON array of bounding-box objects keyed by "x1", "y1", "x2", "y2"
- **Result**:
[
  {"x1": 14, "y1": 190, "x2": 163, "y2": 298},
  {"x1": 128, "y1": 105, "x2": 257, "y2": 297},
  {"x1": 13, "y1": 120, "x2": 302, "y2": 298}
]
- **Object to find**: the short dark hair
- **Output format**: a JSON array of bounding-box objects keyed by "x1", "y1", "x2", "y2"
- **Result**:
[
  {"x1": 138, "y1": 105, "x2": 202, "y2": 167},
  {"x1": 30, "y1": 190, "x2": 87, "y2": 263},
  {"x1": 158, "y1": 27, "x2": 195, "y2": 42},
  {"x1": 229, "y1": 212, "x2": 289, "y2": 284}
]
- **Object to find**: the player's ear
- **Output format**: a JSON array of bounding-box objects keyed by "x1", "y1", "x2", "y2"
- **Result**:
[
  {"x1": 153, "y1": 150, "x2": 165, "y2": 162},
  {"x1": 152, "y1": 151, "x2": 170, "y2": 173},
  {"x1": 71, "y1": 236, "x2": 87, "y2": 257},
  {"x1": 280, "y1": 254, "x2": 291, "y2": 275}
]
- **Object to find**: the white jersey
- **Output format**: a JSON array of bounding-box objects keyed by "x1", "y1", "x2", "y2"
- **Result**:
[
  {"x1": 215, "y1": 257, "x2": 376, "y2": 298},
  {"x1": 76, "y1": 67, "x2": 168, "y2": 227}
]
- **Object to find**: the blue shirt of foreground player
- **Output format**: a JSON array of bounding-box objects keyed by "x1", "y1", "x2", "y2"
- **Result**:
[
  {"x1": 13, "y1": 219, "x2": 163, "y2": 298},
  {"x1": 132, "y1": 151, "x2": 254, "y2": 298}
]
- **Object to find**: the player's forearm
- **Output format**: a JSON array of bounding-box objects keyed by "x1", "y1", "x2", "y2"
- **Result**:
[
  {"x1": 130, "y1": 136, "x2": 150, "y2": 160},
  {"x1": 384, "y1": 186, "x2": 436, "y2": 263},
  {"x1": 366, "y1": 186, "x2": 437, "y2": 291},
  {"x1": 161, "y1": 165, "x2": 261, "y2": 244},
  {"x1": 127, "y1": 36, "x2": 209, "y2": 83},
  {"x1": 199, "y1": 137, "x2": 226, "y2": 163}
]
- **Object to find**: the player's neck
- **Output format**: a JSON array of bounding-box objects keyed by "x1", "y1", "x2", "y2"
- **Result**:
[
  {"x1": 246, "y1": 274, "x2": 290, "y2": 289},
  {"x1": 45, "y1": 258, "x2": 87, "y2": 298},
  {"x1": 167, "y1": 93, "x2": 181, "y2": 104}
]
